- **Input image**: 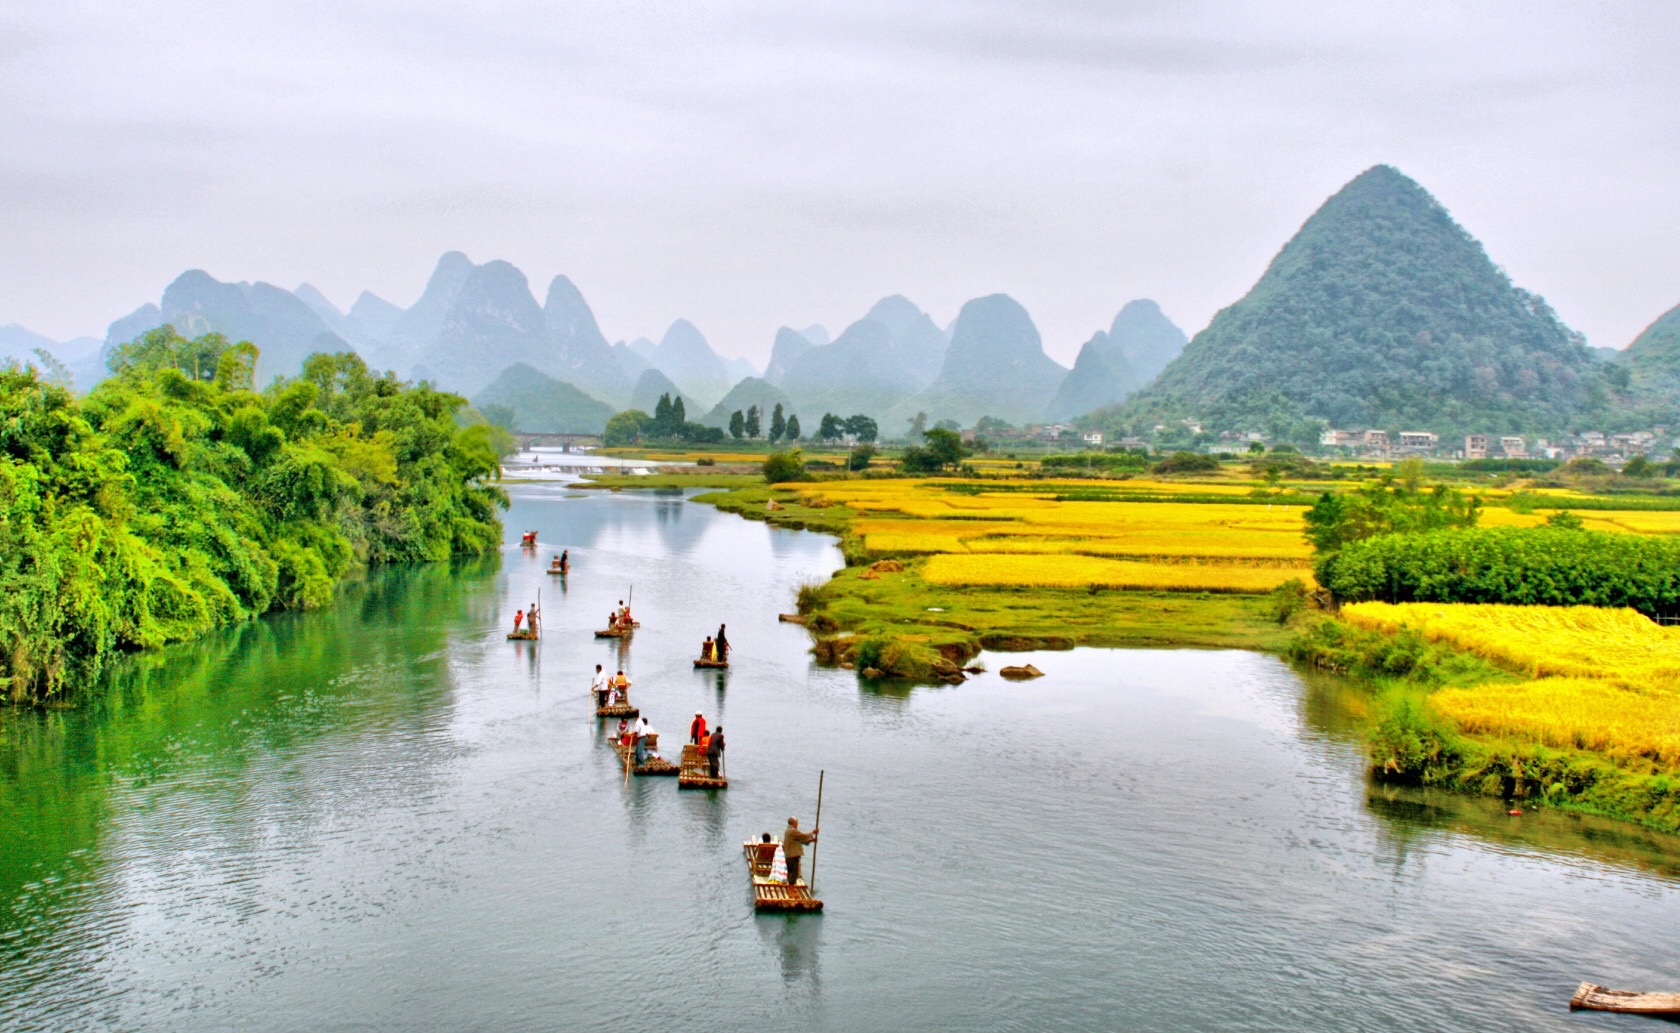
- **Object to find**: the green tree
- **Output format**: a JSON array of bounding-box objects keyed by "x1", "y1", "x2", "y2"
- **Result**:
[
  {"x1": 818, "y1": 413, "x2": 844, "y2": 441},
  {"x1": 785, "y1": 414, "x2": 801, "y2": 441},
  {"x1": 769, "y1": 403, "x2": 786, "y2": 443},
  {"x1": 745, "y1": 405, "x2": 761, "y2": 438},
  {"x1": 728, "y1": 409, "x2": 745, "y2": 439},
  {"x1": 907, "y1": 411, "x2": 927, "y2": 438},
  {"x1": 848, "y1": 443, "x2": 877, "y2": 471},
  {"x1": 604, "y1": 409, "x2": 651, "y2": 446},
  {"x1": 763, "y1": 448, "x2": 806, "y2": 483},
  {"x1": 1303, "y1": 480, "x2": 1480, "y2": 553},
  {"x1": 844, "y1": 414, "x2": 878, "y2": 443}
]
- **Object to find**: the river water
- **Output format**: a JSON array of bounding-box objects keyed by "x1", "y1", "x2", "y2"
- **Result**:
[{"x1": 3, "y1": 484, "x2": 1679, "y2": 1032}]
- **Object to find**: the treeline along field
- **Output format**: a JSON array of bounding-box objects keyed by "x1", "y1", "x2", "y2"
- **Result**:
[{"x1": 0, "y1": 328, "x2": 507, "y2": 704}]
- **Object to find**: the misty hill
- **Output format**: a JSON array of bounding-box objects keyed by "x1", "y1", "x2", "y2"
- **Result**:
[
  {"x1": 471, "y1": 363, "x2": 616, "y2": 434},
  {"x1": 1048, "y1": 331, "x2": 1134, "y2": 421},
  {"x1": 629, "y1": 368, "x2": 704, "y2": 417},
  {"x1": 1106, "y1": 165, "x2": 1595, "y2": 438},
  {"x1": 105, "y1": 270, "x2": 351, "y2": 384},
  {"x1": 1048, "y1": 300, "x2": 1188, "y2": 419},
  {"x1": 542, "y1": 275, "x2": 633, "y2": 403},
  {"x1": 899, "y1": 294, "x2": 1067, "y2": 426},
  {"x1": 1108, "y1": 300, "x2": 1188, "y2": 385},
  {"x1": 779, "y1": 318, "x2": 917, "y2": 416},
  {"x1": 699, "y1": 377, "x2": 795, "y2": 429},
  {"x1": 612, "y1": 341, "x2": 652, "y2": 379},
  {"x1": 408, "y1": 261, "x2": 554, "y2": 394},
  {"x1": 776, "y1": 297, "x2": 948, "y2": 416},
  {"x1": 1611, "y1": 302, "x2": 1680, "y2": 422},
  {"x1": 763, "y1": 327, "x2": 815, "y2": 384},
  {"x1": 647, "y1": 320, "x2": 732, "y2": 405}
]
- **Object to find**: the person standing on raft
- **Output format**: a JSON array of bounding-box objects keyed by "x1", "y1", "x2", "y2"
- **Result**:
[
  {"x1": 705, "y1": 726, "x2": 724, "y2": 779},
  {"x1": 782, "y1": 816, "x2": 817, "y2": 885},
  {"x1": 512, "y1": 609, "x2": 525, "y2": 634},
  {"x1": 590, "y1": 664, "x2": 609, "y2": 707},
  {"x1": 715, "y1": 624, "x2": 729, "y2": 662},
  {"x1": 689, "y1": 712, "x2": 707, "y2": 745},
  {"x1": 526, "y1": 602, "x2": 540, "y2": 637}
]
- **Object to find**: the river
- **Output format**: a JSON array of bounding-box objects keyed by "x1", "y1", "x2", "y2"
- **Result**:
[{"x1": 2, "y1": 484, "x2": 1678, "y2": 1032}]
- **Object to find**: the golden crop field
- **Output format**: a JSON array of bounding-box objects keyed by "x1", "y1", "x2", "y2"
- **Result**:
[
  {"x1": 1341, "y1": 602, "x2": 1680, "y2": 688},
  {"x1": 1432, "y1": 679, "x2": 1680, "y2": 769},
  {"x1": 922, "y1": 554, "x2": 1312, "y2": 592}
]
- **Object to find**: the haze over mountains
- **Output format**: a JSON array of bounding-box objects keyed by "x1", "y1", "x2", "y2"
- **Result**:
[{"x1": 12, "y1": 163, "x2": 1679, "y2": 441}]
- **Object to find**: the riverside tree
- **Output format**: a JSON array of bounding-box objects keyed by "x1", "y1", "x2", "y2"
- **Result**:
[
  {"x1": 745, "y1": 405, "x2": 761, "y2": 439},
  {"x1": 769, "y1": 403, "x2": 786, "y2": 443},
  {"x1": 729, "y1": 409, "x2": 745, "y2": 440}
]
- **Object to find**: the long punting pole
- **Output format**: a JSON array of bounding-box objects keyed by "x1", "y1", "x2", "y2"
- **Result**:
[{"x1": 809, "y1": 769, "x2": 825, "y2": 892}]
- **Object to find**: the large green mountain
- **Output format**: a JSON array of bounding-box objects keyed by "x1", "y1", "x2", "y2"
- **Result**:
[
  {"x1": 699, "y1": 376, "x2": 796, "y2": 429},
  {"x1": 1105, "y1": 166, "x2": 1596, "y2": 438}
]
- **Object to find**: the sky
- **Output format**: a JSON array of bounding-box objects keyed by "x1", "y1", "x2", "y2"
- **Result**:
[{"x1": 2, "y1": 0, "x2": 1677, "y2": 366}]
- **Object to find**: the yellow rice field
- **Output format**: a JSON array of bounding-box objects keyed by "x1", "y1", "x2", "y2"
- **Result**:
[
  {"x1": 1341, "y1": 602, "x2": 1680, "y2": 689},
  {"x1": 1433, "y1": 679, "x2": 1680, "y2": 768},
  {"x1": 1344, "y1": 601, "x2": 1680, "y2": 769},
  {"x1": 922, "y1": 554, "x2": 1311, "y2": 593}
]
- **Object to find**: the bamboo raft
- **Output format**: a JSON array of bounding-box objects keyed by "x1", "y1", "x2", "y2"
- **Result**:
[
  {"x1": 594, "y1": 621, "x2": 641, "y2": 639},
  {"x1": 547, "y1": 565, "x2": 568, "y2": 576},
  {"x1": 693, "y1": 658, "x2": 728, "y2": 669},
  {"x1": 595, "y1": 696, "x2": 638, "y2": 719},
  {"x1": 1571, "y1": 983, "x2": 1680, "y2": 1016},
  {"x1": 506, "y1": 630, "x2": 538, "y2": 641},
  {"x1": 742, "y1": 840, "x2": 822, "y2": 911},
  {"x1": 678, "y1": 744, "x2": 727, "y2": 788},
  {"x1": 609, "y1": 733, "x2": 677, "y2": 776}
]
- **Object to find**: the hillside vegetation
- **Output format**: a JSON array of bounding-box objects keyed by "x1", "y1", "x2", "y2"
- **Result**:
[
  {"x1": 0, "y1": 328, "x2": 506, "y2": 704},
  {"x1": 1104, "y1": 165, "x2": 1599, "y2": 440}
]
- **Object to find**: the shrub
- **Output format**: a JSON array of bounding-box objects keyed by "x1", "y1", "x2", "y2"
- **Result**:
[{"x1": 762, "y1": 449, "x2": 807, "y2": 484}]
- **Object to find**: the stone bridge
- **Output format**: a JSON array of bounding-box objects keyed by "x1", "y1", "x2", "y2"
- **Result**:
[{"x1": 515, "y1": 432, "x2": 603, "y2": 451}]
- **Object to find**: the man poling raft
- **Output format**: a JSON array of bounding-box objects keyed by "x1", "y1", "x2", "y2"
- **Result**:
[
  {"x1": 679, "y1": 715, "x2": 726, "y2": 788},
  {"x1": 548, "y1": 549, "x2": 569, "y2": 575},
  {"x1": 507, "y1": 604, "x2": 538, "y2": 640},
  {"x1": 694, "y1": 633, "x2": 728, "y2": 668},
  {"x1": 742, "y1": 772, "x2": 825, "y2": 911}
]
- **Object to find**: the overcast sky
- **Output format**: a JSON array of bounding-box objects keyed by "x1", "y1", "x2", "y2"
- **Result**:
[{"x1": 3, "y1": 0, "x2": 1676, "y2": 365}]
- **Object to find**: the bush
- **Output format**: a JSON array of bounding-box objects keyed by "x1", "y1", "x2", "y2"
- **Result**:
[
  {"x1": 762, "y1": 449, "x2": 807, "y2": 484},
  {"x1": 1153, "y1": 451, "x2": 1220, "y2": 474},
  {"x1": 1319, "y1": 526, "x2": 1680, "y2": 613}
]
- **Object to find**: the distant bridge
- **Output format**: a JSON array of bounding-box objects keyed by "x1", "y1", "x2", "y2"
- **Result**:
[{"x1": 516, "y1": 432, "x2": 603, "y2": 451}]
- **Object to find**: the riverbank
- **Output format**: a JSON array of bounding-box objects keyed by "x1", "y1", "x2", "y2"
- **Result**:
[
  {"x1": 590, "y1": 469, "x2": 1680, "y2": 836},
  {"x1": 1290, "y1": 609, "x2": 1680, "y2": 834}
]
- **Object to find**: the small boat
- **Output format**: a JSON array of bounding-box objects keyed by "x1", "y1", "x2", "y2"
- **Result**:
[
  {"x1": 547, "y1": 564, "x2": 568, "y2": 576},
  {"x1": 594, "y1": 621, "x2": 641, "y2": 639},
  {"x1": 609, "y1": 732, "x2": 677, "y2": 776},
  {"x1": 1571, "y1": 983, "x2": 1680, "y2": 1016},
  {"x1": 678, "y1": 744, "x2": 727, "y2": 788},
  {"x1": 742, "y1": 840, "x2": 822, "y2": 912},
  {"x1": 693, "y1": 657, "x2": 728, "y2": 669},
  {"x1": 595, "y1": 693, "x2": 638, "y2": 719},
  {"x1": 520, "y1": 531, "x2": 538, "y2": 547},
  {"x1": 507, "y1": 629, "x2": 538, "y2": 641}
]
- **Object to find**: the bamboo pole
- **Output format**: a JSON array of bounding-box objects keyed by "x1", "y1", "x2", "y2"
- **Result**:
[{"x1": 809, "y1": 769, "x2": 824, "y2": 892}]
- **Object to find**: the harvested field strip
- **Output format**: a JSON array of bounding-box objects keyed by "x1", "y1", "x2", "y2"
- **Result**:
[{"x1": 922, "y1": 553, "x2": 1313, "y2": 593}]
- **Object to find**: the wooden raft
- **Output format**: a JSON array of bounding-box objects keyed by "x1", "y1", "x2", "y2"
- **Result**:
[
  {"x1": 678, "y1": 743, "x2": 727, "y2": 789},
  {"x1": 594, "y1": 621, "x2": 640, "y2": 639},
  {"x1": 547, "y1": 566, "x2": 568, "y2": 576},
  {"x1": 595, "y1": 696, "x2": 638, "y2": 719},
  {"x1": 693, "y1": 658, "x2": 728, "y2": 669},
  {"x1": 609, "y1": 734, "x2": 677, "y2": 776},
  {"x1": 1571, "y1": 983, "x2": 1680, "y2": 1016},
  {"x1": 741, "y1": 841, "x2": 822, "y2": 912},
  {"x1": 506, "y1": 630, "x2": 538, "y2": 641}
]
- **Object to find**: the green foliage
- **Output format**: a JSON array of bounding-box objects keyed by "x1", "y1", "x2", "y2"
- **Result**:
[
  {"x1": 818, "y1": 413, "x2": 844, "y2": 441},
  {"x1": 847, "y1": 444, "x2": 877, "y2": 471},
  {"x1": 900, "y1": 427, "x2": 969, "y2": 474},
  {"x1": 0, "y1": 330, "x2": 506, "y2": 704},
  {"x1": 728, "y1": 409, "x2": 744, "y2": 440},
  {"x1": 604, "y1": 409, "x2": 651, "y2": 446},
  {"x1": 769, "y1": 403, "x2": 786, "y2": 443},
  {"x1": 1544, "y1": 509, "x2": 1585, "y2": 530},
  {"x1": 744, "y1": 404, "x2": 761, "y2": 439},
  {"x1": 1303, "y1": 480, "x2": 1481, "y2": 552},
  {"x1": 1153, "y1": 451, "x2": 1220, "y2": 474},
  {"x1": 1318, "y1": 526, "x2": 1680, "y2": 612},
  {"x1": 844, "y1": 414, "x2": 878, "y2": 443},
  {"x1": 785, "y1": 414, "x2": 801, "y2": 441},
  {"x1": 762, "y1": 448, "x2": 807, "y2": 484}
]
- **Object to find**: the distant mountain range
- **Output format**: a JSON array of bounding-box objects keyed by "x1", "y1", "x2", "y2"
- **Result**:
[{"x1": 18, "y1": 162, "x2": 1662, "y2": 441}]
